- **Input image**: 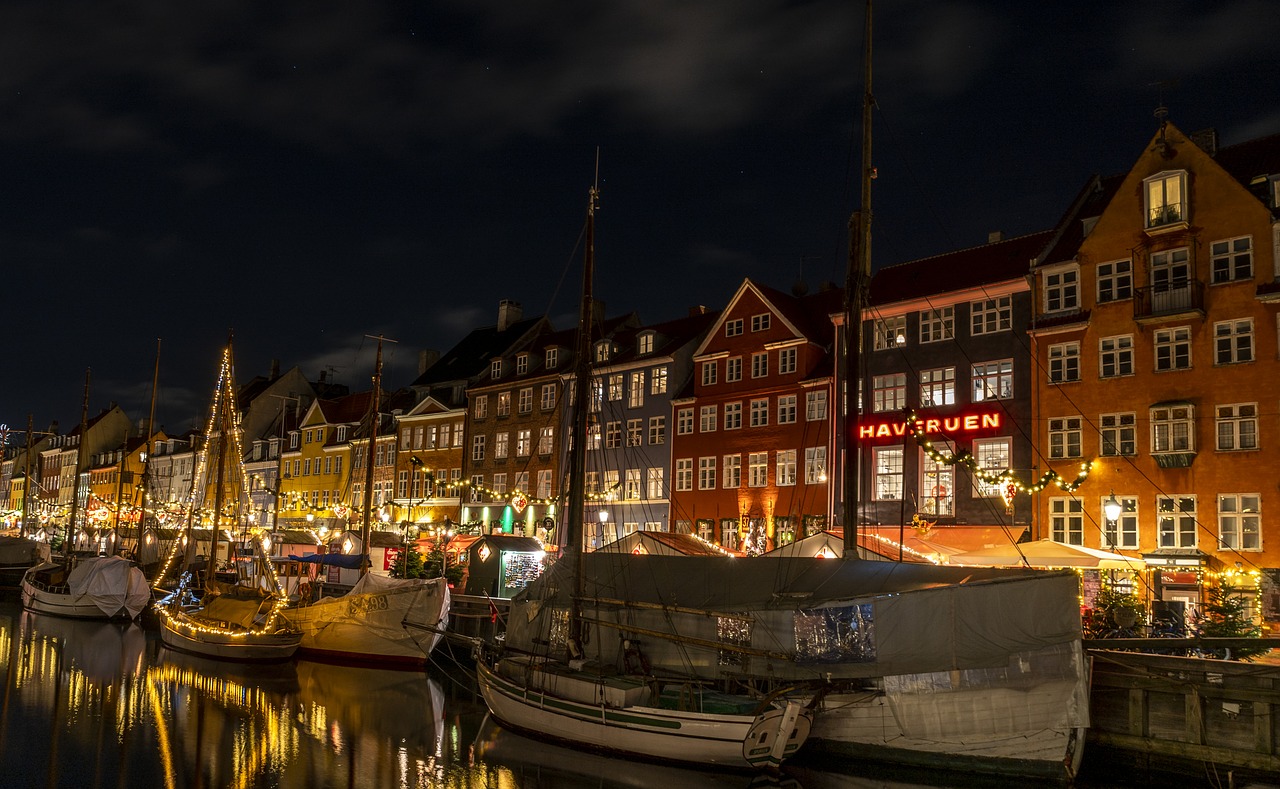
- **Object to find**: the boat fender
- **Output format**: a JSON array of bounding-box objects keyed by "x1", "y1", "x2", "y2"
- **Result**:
[{"x1": 622, "y1": 640, "x2": 651, "y2": 675}]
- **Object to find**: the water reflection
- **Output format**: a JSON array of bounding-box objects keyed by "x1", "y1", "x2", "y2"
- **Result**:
[{"x1": 1, "y1": 600, "x2": 1143, "y2": 789}]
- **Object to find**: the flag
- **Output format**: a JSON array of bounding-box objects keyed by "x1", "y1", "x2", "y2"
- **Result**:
[{"x1": 487, "y1": 596, "x2": 500, "y2": 623}]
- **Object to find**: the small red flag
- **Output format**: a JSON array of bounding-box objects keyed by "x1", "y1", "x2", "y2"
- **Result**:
[{"x1": 488, "y1": 598, "x2": 500, "y2": 623}]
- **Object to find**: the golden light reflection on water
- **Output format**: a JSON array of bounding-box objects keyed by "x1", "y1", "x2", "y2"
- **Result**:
[{"x1": 0, "y1": 603, "x2": 523, "y2": 789}]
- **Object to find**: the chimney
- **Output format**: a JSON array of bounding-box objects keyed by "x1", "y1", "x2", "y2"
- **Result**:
[
  {"x1": 497, "y1": 299, "x2": 523, "y2": 332},
  {"x1": 987, "y1": 231, "x2": 1004, "y2": 244},
  {"x1": 1190, "y1": 128, "x2": 1218, "y2": 156},
  {"x1": 270, "y1": 358, "x2": 280, "y2": 379},
  {"x1": 418, "y1": 349, "x2": 440, "y2": 375}
]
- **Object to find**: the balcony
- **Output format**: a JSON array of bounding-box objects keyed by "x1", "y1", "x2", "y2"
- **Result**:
[{"x1": 1133, "y1": 280, "x2": 1203, "y2": 322}]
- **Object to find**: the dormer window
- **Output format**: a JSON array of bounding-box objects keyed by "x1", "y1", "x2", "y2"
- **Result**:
[
  {"x1": 1043, "y1": 265, "x2": 1079, "y2": 313},
  {"x1": 637, "y1": 333, "x2": 654, "y2": 355},
  {"x1": 516, "y1": 353, "x2": 529, "y2": 375},
  {"x1": 491, "y1": 359, "x2": 503, "y2": 379},
  {"x1": 545, "y1": 348, "x2": 559, "y2": 369},
  {"x1": 336, "y1": 426, "x2": 347, "y2": 442},
  {"x1": 1145, "y1": 170, "x2": 1187, "y2": 229},
  {"x1": 594, "y1": 341, "x2": 611, "y2": 362}
]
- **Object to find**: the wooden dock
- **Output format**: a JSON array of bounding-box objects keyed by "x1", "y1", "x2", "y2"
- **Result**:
[{"x1": 1087, "y1": 649, "x2": 1280, "y2": 782}]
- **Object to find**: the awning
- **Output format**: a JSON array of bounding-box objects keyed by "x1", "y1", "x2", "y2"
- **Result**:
[{"x1": 951, "y1": 538, "x2": 1138, "y2": 569}]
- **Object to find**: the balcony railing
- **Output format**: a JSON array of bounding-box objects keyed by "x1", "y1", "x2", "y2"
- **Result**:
[{"x1": 1133, "y1": 280, "x2": 1203, "y2": 320}]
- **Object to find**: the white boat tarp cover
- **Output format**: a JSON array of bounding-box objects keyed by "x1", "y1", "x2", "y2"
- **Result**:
[
  {"x1": 291, "y1": 572, "x2": 450, "y2": 633},
  {"x1": 507, "y1": 554, "x2": 1084, "y2": 679},
  {"x1": 66, "y1": 556, "x2": 151, "y2": 619}
]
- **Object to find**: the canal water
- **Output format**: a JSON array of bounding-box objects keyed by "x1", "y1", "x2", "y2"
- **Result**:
[{"x1": 0, "y1": 598, "x2": 1200, "y2": 789}]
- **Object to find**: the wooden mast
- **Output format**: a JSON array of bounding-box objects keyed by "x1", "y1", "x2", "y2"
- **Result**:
[
  {"x1": 135, "y1": 338, "x2": 160, "y2": 554},
  {"x1": 359, "y1": 336, "x2": 389, "y2": 577},
  {"x1": 21, "y1": 413, "x2": 34, "y2": 538},
  {"x1": 64, "y1": 369, "x2": 91, "y2": 564},
  {"x1": 565, "y1": 177, "x2": 599, "y2": 657},
  {"x1": 843, "y1": 0, "x2": 873, "y2": 558}
]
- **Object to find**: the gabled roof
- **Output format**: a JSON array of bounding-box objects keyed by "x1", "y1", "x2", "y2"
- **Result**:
[
  {"x1": 1034, "y1": 173, "x2": 1126, "y2": 267},
  {"x1": 411, "y1": 315, "x2": 546, "y2": 389},
  {"x1": 1212, "y1": 130, "x2": 1280, "y2": 202},
  {"x1": 590, "y1": 310, "x2": 717, "y2": 369},
  {"x1": 693, "y1": 278, "x2": 843, "y2": 358},
  {"x1": 871, "y1": 230, "x2": 1056, "y2": 305}
]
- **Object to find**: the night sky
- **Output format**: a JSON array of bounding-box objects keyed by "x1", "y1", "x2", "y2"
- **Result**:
[{"x1": 3, "y1": 1, "x2": 1277, "y2": 436}]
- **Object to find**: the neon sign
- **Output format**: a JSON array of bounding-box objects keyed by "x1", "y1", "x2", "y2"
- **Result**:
[{"x1": 858, "y1": 412, "x2": 1002, "y2": 440}]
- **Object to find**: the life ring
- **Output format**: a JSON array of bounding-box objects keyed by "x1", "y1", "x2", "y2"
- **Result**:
[{"x1": 932, "y1": 485, "x2": 948, "y2": 498}]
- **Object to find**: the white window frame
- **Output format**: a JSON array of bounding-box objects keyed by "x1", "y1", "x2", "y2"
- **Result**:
[
  {"x1": 675, "y1": 459, "x2": 693, "y2": 492},
  {"x1": 803, "y1": 447, "x2": 827, "y2": 485},
  {"x1": 919, "y1": 367, "x2": 956, "y2": 407},
  {"x1": 1102, "y1": 495, "x2": 1139, "y2": 550},
  {"x1": 751, "y1": 313, "x2": 771, "y2": 332},
  {"x1": 1043, "y1": 265, "x2": 1079, "y2": 312},
  {"x1": 724, "y1": 318, "x2": 744, "y2": 337},
  {"x1": 1144, "y1": 170, "x2": 1187, "y2": 229},
  {"x1": 1157, "y1": 495, "x2": 1197, "y2": 549},
  {"x1": 648, "y1": 416, "x2": 665, "y2": 445},
  {"x1": 699, "y1": 405, "x2": 717, "y2": 433},
  {"x1": 722, "y1": 454, "x2": 741, "y2": 488},
  {"x1": 723, "y1": 402, "x2": 742, "y2": 430},
  {"x1": 919, "y1": 306, "x2": 954, "y2": 343},
  {"x1": 1211, "y1": 236, "x2": 1252, "y2": 284},
  {"x1": 775, "y1": 449, "x2": 797, "y2": 486},
  {"x1": 1097, "y1": 260, "x2": 1133, "y2": 303},
  {"x1": 805, "y1": 390, "x2": 828, "y2": 421},
  {"x1": 1100, "y1": 412, "x2": 1136, "y2": 457},
  {"x1": 1048, "y1": 416, "x2": 1082, "y2": 459},
  {"x1": 972, "y1": 437, "x2": 1011, "y2": 498},
  {"x1": 751, "y1": 352, "x2": 768, "y2": 379},
  {"x1": 1218, "y1": 493, "x2": 1261, "y2": 551},
  {"x1": 748, "y1": 452, "x2": 768, "y2": 487},
  {"x1": 874, "y1": 315, "x2": 906, "y2": 350},
  {"x1": 972, "y1": 359, "x2": 1013, "y2": 401},
  {"x1": 726, "y1": 357, "x2": 743, "y2": 382},
  {"x1": 1050, "y1": 497, "x2": 1084, "y2": 545},
  {"x1": 778, "y1": 347, "x2": 797, "y2": 374},
  {"x1": 970, "y1": 295, "x2": 1011, "y2": 335},
  {"x1": 777, "y1": 395, "x2": 797, "y2": 424},
  {"x1": 677, "y1": 407, "x2": 694, "y2": 435},
  {"x1": 872, "y1": 445, "x2": 903, "y2": 501},
  {"x1": 1048, "y1": 342, "x2": 1080, "y2": 383},
  {"x1": 1099, "y1": 335, "x2": 1134, "y2": 378},
  {"x1": 749, "y1": 398, "x2": 769, "y2": 427},
  {"x1": 872, "y1": 373, "x2": 906, "y2": 413},
  {"x1": 1216, "y1": 403, "x2": 1258, "y2": 451},
  {"x1": 1151, "y1": 404, "x2": 1195, "y2": 453},
  {"x1": 701, "y1": 361, "x2": 718, "y2": 386},
  {"x1": 1154, "y1": 326, "x2": 1192, "y2": 371},
  {"x1": 1214, "y1": 318, "x2": 1253, "y2": 365}
]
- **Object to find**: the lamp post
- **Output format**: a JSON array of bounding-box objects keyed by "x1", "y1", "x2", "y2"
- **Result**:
[
  {"x1": 597, "y1": 507, "x2": 608, "y2": 550},
  {"x1": 1103, "y1": 490, "x2": 1122, "y2": 548}
]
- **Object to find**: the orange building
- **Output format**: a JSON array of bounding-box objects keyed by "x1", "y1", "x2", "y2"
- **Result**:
[{"x1": 1030, "y1": 121, "x2": 1280, "y2": 620}]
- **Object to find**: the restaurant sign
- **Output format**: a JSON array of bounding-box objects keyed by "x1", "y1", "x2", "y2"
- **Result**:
[{"x1": 857, "y1": 411, "x2": 1003, "y2": 441}]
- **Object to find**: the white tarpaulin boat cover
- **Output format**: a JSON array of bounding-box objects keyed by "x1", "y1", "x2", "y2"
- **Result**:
[{"x1": 66, "y1": 556, "x2": 150, "y2": 619}]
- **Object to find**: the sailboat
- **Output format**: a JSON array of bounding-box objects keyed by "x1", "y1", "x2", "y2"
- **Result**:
[
  {"x1": 476, "y1": 181, "x2": 814, "y2": 770},
  {"x1": 152, "y1": 340, "x2": 302, "y2": 661},
  {"x1": 20, "y1": 370, "x2": 150, "y2": 621},
  {"x1": 282, "y1": 336, "x2": 452, "y2": 667},
  {"x1": 492, "y1": 4, "x2": 1090, "y2": 781}
]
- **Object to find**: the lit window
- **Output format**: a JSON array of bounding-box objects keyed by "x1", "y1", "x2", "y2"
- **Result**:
[
  {"x1": 1102, "y1": 496, "x2": 1139, "y2": 550},
  {"x1": 872, "y1": 374, "x2": 906, "y2": 413},
  {"x1": 874, "y1": 316, "x2": 906, "y2": 350},
  {"x1": 872, "y1": 446, "x2": 902, "y2": 500},
  {"x1": 919, "y1": 367, "x2": 956, "y2": 407},
  {"x1": 972, "y1": 438, "x2": 1010, "y2": 498},
  {"x1": 972, "y1": 360, "x2": 1013, "y2": 400},
  {"x1": 1157, "y1": 495, "x2": 1197, "y2": 548},
  {"x1": 1144, "y1": 171, "x2": 1186, "y2": 228}
]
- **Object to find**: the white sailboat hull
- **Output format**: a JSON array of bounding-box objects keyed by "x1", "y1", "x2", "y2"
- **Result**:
[
  {"x1": 20, "y1": 558, "x2": 150, "y2": 620},
  {"x1": 158, "y1": 608, "x2": 301, "y2": 661},
  {"x1": 478, "y1": 658, "x2": 810, "y2": 769},
  {"x1": 284, "y1": 575, "x2": 451, "y2": 666}
]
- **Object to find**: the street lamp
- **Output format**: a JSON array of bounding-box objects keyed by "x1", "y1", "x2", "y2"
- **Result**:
[{"x1": 1104, "y1": 491, "x2": 1122, "y2": 525}]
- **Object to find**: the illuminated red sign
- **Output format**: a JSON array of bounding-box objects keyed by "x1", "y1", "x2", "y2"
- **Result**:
[{"x1": 858, "y1": 412, "x2": 1002, "y2": 440}]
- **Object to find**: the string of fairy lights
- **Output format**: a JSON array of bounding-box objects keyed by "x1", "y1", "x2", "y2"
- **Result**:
[
  {"x1": 151, "y1": 345, "x2": 293, "y2": 639},
  {"x1": 905, "y1": 409, "x2": 1094, "y2": 495}
]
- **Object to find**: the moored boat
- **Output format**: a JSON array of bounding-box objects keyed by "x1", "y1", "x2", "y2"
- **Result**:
[{"x1": 20, "y1": 555, "x2": 150, "y2": 620}]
